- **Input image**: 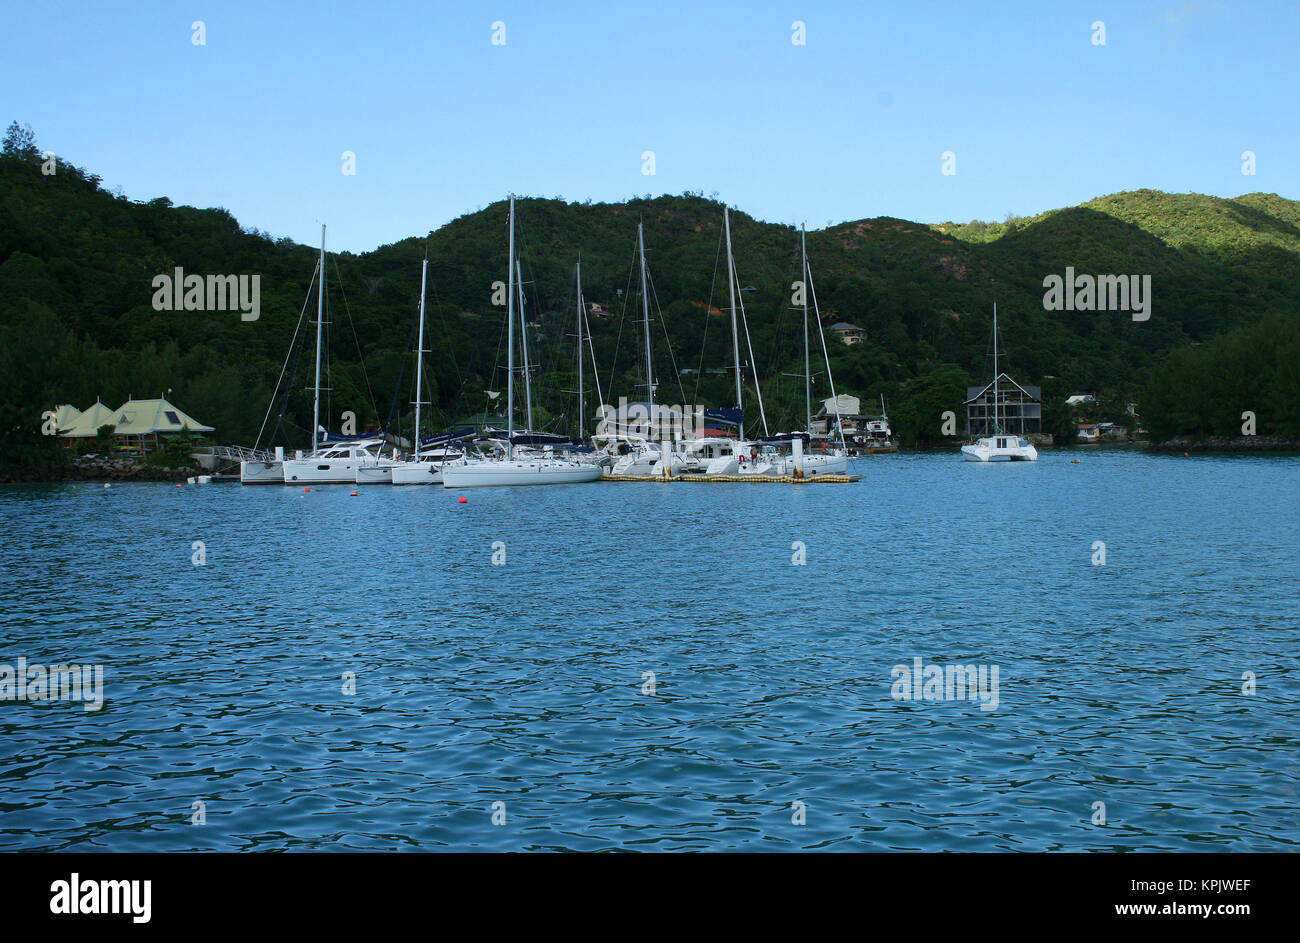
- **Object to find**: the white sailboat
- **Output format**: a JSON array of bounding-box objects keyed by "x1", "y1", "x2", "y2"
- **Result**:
[
  {"x1": 961, "y1": 303, "x2": 1039, "y2": 462},
  {"x1": 242, "y1": 224, "x2": 328, "y2": 485},
  {"x1": 699, "y1": 207, "x2": 765, "y2": 476},
  {"x1": 378, "y1": 257, "x2": 469, "y2": 485},
  {"x1": 765, "y1": 225, "x2": 849, "y2": 476},
  {"x1": 441, "y1": 196, "x2": 603, "y2": 489},
  {"x1": 605, "y1": 221, "x2": 684, "y2": 478},
  {"x1": 567, "y1": 257, "x2": 613, "y2": 472},
  {"x1": 266, "y1": 225, "x2": 389, "y2": 483}
]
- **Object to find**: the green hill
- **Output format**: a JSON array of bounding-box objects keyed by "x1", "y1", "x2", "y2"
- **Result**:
[{"x1": 3, "y1": 122, "x2": 1298, "y2": 461}]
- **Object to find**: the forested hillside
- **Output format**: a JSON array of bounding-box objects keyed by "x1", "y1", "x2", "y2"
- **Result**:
[{"x1": 4, "y1": 120, "x2": 1298, "y2": 464}]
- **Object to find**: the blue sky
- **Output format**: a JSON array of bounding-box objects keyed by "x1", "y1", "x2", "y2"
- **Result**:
[{"x1": 3, "y1": 1, "x2": 1295, "y2": 252}]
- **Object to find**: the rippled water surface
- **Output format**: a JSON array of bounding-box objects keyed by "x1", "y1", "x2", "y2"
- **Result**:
[{"x1": 1, "y1": 450, "x2": 1297, "y2": 851}]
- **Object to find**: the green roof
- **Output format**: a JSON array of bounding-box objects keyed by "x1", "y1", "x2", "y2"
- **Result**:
[
  {"x1": 52, "y1": 404, "x2": 82, "y2": 430},
  {"x1": 58, "y1": 400, "x2": 120, "y2": 437},
  {"x1": 59, "y1": 397, "x2": 214, "y2": 437},
  {"x1": 108, "y1": 397, "x2": 214, "y2": 435}
]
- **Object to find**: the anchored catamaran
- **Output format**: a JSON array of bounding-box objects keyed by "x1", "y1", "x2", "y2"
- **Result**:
[{"x1": 961, "y1": 303, "x2": 1038, "y2": 462}]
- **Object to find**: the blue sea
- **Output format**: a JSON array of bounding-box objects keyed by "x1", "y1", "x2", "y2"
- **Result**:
[{"x1": 1, "y1": 450, "x2": 1297, "y2": 851}]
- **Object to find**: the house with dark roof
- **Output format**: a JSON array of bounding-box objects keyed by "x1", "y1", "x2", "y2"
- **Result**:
[{"x1": 829, "y1": 322, "x2": 866, "y2": 345}]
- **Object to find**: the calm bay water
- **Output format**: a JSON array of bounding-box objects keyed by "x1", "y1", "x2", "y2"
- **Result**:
[{"x1": 1, "y1": 450, "x2": 1297, "y2": 851}]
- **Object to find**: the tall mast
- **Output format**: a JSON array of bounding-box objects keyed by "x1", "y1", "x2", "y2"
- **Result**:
[
  {"x1": 724, "y1": 207, "x2": 743, "y2": 440},
  {"x1": 576, "y1": 258, "x2": 584, "y2": 441},
  {"x1": 583, "y1": 298, "x2": 605, "y2": 426},
  {"x1": 516, "y1": 257, "x2": 534, "y2": 432},
  {"x1": 638, "y1": 222, "x2": 654, "y2": 408},
  {"x1": 413, "y1": 257, "x2": 428, "y2": 456},
  {"x1": 801, "y1": 224, "x2": 811, "y2": 435},
  {"x1": 506, "y1": 196, "x2": 516, "y2": 459},
  {"x1": 806, "y1": 244, "x2": 848, "y2": 452},
  {"x1": 311, "y1": 224, "x2": 325, "y2": 453},
  {"x1": 992, "y1": 302, "x2": 999, "y2": 434}
]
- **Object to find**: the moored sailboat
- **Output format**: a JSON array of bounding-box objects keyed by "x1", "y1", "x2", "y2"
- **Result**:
[
  {"x1": 241, "y1": 224, "x2": 328, "y2": 485},
  {"x1": 441, "y1": 196, "x2": 602, "y2": 488}
]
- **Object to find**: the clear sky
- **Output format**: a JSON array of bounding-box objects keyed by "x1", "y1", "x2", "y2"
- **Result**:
[{"x1": 3, "y1": 1, "x2": 1295, "y2": 252}]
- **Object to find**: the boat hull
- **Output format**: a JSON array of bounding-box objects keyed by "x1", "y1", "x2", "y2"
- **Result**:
[
  {"x1": 961, "y1": 444, "x2": 1038, "y2": 462},
  {"x1": 780, "y1": 454, "x2": 849, "y2": 475},
  {"x1": 354, "y1": 464, "x2": 397, "y2": 484},
  {"x1": 441, "y1": 460, "x2": 603, "y2": 488},
  {"x1": 283, "y1": 459, "x2": 364, "y2": 484},
  {"x1": 391, "y1": 461, "x2": 446, "y2": 486},
  {"x1": 240, "y1": 461, "x2": 284, "y2": 484}
]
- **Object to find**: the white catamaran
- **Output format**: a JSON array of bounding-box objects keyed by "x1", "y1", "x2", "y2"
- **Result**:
[
  {"x1": 961, "y1": 303, "x2": 1038, "y2": 463},
  {"x1": 441, "y1": 196, "x2": 603, "y2": 488}
]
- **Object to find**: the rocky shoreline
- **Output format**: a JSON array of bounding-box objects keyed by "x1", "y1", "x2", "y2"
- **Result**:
[
  {"x1": 0, "y1": 456, "x2": 199, "y2": 484},
  {"x1": 1151, "y1": 435, "x2": 1300, "y2": 452}
]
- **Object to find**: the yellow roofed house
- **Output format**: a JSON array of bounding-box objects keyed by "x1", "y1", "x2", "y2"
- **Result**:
[
  {"x1": 58, "y1": 396, "x2": 214, "y2": 453},
  {"x1": 107, "y1": 397, "x2": 214, "y2": 453}
]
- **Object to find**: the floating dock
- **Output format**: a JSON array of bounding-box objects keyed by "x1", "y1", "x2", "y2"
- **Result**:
[{"x1": 602, "y1": 473, "x2": 861, "y2": 483}]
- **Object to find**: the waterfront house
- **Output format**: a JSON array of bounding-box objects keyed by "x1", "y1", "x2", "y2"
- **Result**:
[
  {"x1": 105, "y1": 397, "x2": 214, "y2": 452},
  {"x1": 58, "y1": 396, "x2": 213, "y2": 452},
  {"x1": 964, "y1": 374, "x2": 1041, "y2": 436}
]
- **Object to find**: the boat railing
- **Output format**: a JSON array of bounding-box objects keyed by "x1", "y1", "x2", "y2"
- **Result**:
[{"x1": 192, "y1": 445, "x2": 275, "y2": 466}]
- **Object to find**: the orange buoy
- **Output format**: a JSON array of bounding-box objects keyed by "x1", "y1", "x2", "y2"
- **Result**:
[
  {"x1": 176, "y1": 483, "x2": 183, "y2": 488},
  {"x1": 458, "y1": 496, "x2": 467, "y2": 503},
  {"x1": 303, "y1": 487, "x2": 311, "y2": 492},
  {"x1": 350, "y1": 491, "x2": 359, "y2": 496}
]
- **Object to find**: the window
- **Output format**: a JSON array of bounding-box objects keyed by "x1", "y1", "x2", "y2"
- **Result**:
[{"x1": 164, "y1": 411, "x2": 181, "y2": 425}]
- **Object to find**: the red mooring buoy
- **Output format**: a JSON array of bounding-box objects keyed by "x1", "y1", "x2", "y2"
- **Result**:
[{"x1": 458, "y1": 496, "x2": 467, "y2": 503}]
